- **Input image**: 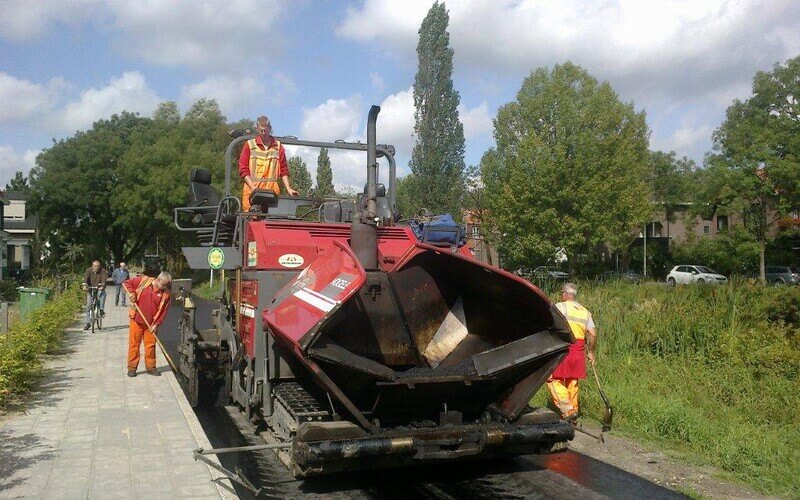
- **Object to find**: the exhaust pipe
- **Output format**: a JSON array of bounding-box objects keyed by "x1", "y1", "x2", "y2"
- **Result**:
[{"x1": 351, "y1": 105, "x2": 380, "y2": 270}]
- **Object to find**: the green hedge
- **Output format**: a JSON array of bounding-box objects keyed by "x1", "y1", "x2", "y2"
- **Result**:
[{"x1": 0, "y1": 284, "x2": 82, "y2": 408}]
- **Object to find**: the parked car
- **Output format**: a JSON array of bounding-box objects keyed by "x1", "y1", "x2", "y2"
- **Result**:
[
  {"x1": 601, "y1": 269, "x2": 643, "y2": 283},
  {"x1": 759, "y1": 266, "x2": 800, "y2": 285},
  {"x1": 666, "y1": 265, "x2": 728, "y2": 285},
  {"x1": 532, "y1": 266, "x2": 570, "y2": 281}
]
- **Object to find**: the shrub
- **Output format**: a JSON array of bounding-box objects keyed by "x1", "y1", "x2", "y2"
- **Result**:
[
  {"x1": 0, "y1": 284, "x2": 82, "y2": 408},
  {"x1": 0, "y1": 279, "x2": 18, "y2": 302}
]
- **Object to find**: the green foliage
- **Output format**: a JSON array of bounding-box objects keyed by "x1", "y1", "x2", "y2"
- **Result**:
[
  {"x1": 30, "y1": 99, "x2": 231, "y2": 271},
  {"x1": 409, "y1": 1, "x2": 465, "y2": 215},
  {"x1": 315, "y1": 148, "x2": 335, "y2": 199},
  {"x1": 0, "y1": 280, "x2": 17, "y2": 302},
  {"x1": 4, "y1": 171, "x2": 31, "y2": 193},
  {"x1": 701, "y1": 56, "x2": 800, "y2": 279},
  {"x1": 533, "y1": 281, "x2": 800, "y2": 496},
  {"x1": 0, "y1": 285, "x2": 82, "y2": 408},
  {"x1": 648, "y1": 151, "x2": 697, "y2": 225},
  {"x1": 288, "y1": 157, "x2": 312, "y2": 196},
  {"x1": 670, "y1": 226, "x2": 761, "y2": 276},
  {"x1": 483, "y1": 62, "x2": 651, "y2": 269}
]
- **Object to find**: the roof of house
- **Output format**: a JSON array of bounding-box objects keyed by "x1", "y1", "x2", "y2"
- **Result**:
[
  {"x1": 3, "y1": 191, "x2": 28, "y2": 201},
  {"x1": 4, "y1": 216, "x2": 37, "y2": 231}
]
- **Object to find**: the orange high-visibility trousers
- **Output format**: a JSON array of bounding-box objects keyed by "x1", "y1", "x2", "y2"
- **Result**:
[
  {"x1": 128, "y1": 320, "x2": 156, "y2": 371},
  {"x1": 547, "y1": 378, "x2": 580, "y2": 418}
]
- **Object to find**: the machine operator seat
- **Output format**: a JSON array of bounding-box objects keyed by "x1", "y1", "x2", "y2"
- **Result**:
[{"x1": 187, "y1": 168, "x2": 236, "y2": 245}]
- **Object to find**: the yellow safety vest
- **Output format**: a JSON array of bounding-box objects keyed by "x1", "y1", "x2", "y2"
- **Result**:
[
  {"x1": 243, "y1": 137, "x2": 282, "y2": 210},
  {"x1": 555, "y1": 300, "x2": 591, "y2": 340}
]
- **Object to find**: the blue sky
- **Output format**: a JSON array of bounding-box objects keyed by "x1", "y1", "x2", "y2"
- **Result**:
[{"x1": 1, "y1": 0, "x2": 799, "y2": 190}]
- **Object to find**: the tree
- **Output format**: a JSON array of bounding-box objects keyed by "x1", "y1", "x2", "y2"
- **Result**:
[
  {"x1": 29, "y1": 99, "x2": 231, "y2": 269},
  {"x1": 153, "y1": 101, "x2": 180, "y2": 125},
  {"x1": 315, "y1": 148, "x2": 335, "y2": 198},
  {"x1": 482, "y1": 62, "x2": 651, "y2": 269},
  {"x1": 648, "y1": 151, "x2": 697, "y2": 239},
  {"x1": 701, "y1": 56, "x2": 800, "y2": 282},
  {"x1": 288, "y1": 157, "x2": 312, "y2": 196},
  {"x1": 408, "y1": 1, "x2": 466, "y2": 215},
  {"x1": 4, "y1": 171, "x2": 31, "y2": 193}
]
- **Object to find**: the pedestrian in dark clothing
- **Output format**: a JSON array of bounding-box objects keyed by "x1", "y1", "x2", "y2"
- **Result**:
[{"x1": 111, "y1": 262, "x2": 130, "y2": 306}]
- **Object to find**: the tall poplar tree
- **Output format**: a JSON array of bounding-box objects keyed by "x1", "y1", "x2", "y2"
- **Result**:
[
  {"x1": 287, "y1": 157, "x2": 312, "y2": 196},
  {"x1": 407, "y1": 1, "x2": 465, "y2": 215},
  {"x1": 315, "y1": 147, "x2": 335, "y2": 198}
]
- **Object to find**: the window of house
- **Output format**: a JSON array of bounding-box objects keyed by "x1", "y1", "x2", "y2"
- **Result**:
[
  {"x1": 703, "y1": 225, "x2": 710, "y2": 235},
  {"x1": 717, "y1": 216, "x2": 728, "y2": 231},
  {"x1": 471, "y1": 225, "x2": 480, "y2": 238}
]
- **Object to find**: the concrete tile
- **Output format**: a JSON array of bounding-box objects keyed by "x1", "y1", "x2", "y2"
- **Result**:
[{"x1": 175, "y1": 483, "x2": 220, "y2": 497}]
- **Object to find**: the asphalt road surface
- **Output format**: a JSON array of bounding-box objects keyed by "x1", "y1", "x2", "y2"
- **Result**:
[{"x1": 159, "y1": 296, "x2": 685, "y2": 500}]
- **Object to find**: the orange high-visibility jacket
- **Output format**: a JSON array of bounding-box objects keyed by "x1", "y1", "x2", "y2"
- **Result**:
[{"x1": 242, "y1": 137, "x2": 282, "y2": 210}]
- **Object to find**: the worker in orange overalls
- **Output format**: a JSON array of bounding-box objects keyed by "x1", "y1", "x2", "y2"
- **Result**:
[
  {"x1": 547, "y1": 282, "x2": 597, "y2": 422},
  {"x1": 123, "y1": 271, "x2": 172, "y2": 377},
  {"x1": 238, "y1": 115, "x2": 298, "y2": 211}
]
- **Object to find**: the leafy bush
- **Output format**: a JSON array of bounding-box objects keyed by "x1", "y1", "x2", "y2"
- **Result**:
[
  {"x1": 0, "y1": 280, "x2": 18, "y2": 302},
  {"x1": 0, "y1": 284, "x2": 82, "y2": 408}
]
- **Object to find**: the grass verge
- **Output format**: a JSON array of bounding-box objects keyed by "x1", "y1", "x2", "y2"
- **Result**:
[
  {"x1": 532, "y1": 280, "x2": 800, "y2": 497},
  {"x1": 0, "y1": 284, "x2": 83, "y2": 410}
]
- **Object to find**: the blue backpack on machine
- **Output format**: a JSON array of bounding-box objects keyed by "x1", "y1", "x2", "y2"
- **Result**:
[{"x1": 409, "y1": 213, "x2": 467, "y2": 247}]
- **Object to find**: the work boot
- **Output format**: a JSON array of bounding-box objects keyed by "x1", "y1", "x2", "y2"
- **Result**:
[
  {"x1": 563, "y1": 413, "x2": 579, "y2": 424},
  {"x1": 84, "y1": 323, "x2": 90, "y2": 330},
  {"x1": 127, "y1": 370, "x2": 137, "y2": 377},
  {"x1": 146, "y1": 369, "x2": 161, "y2": 377}
]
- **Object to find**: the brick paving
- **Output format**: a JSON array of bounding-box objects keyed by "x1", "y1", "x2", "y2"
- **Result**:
[{"x1": 0, "y1": 301, "x2": 236, "y2": 499}]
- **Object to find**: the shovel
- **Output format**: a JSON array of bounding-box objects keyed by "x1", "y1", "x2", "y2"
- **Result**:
[{"x1": 591, "y1": 362, "x2": 613, "y2": 432}]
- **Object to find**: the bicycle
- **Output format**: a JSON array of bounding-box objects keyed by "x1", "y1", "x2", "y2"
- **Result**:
[{"x1": 86, "y1": 286, "x2": 103, "y2": 332}]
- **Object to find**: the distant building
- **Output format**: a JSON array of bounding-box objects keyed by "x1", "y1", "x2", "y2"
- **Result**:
[
  {"x1": 463, "y1": 210, "x2": 498, "y2": 266},
  {"x1": 3, "y1": 191, "x2": 37, "y2": 274}
]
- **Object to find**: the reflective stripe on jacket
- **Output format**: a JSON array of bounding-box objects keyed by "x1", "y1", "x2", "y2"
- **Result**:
[
  {"x1": 243, "y1": 137, "x2": 282, "y2": 203},
  {"x1": 555, "y1": 300, "x2": 591, "y2": 340}
]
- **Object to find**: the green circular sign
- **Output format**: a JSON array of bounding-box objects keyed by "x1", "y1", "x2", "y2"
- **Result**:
[{"x1": 207, "y1": 248, "x2": 225, "y2": 269}]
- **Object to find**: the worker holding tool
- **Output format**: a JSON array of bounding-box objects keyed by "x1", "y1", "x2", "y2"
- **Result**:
[
  {"x1": 123, "y1": 271, "x2": 172, "y2": 377},
  {"x1": 547, "y1": 282, "x2": 596, "y2": 422},
  {"x1": 238, "y1": 115, "x2": 299, "y2": 211}
]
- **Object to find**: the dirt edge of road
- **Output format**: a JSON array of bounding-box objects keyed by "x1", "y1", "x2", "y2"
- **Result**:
[{"x1": 569, "y1": 420, "x2": 776, "y2": 499}]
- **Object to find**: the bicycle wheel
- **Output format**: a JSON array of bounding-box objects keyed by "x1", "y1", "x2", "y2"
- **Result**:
[
  {"x1": 94, "y1": 303, "x2": 102, "y2": 331},
  {"x1": 90, "y1": 302, "x2": 96, "y2": 333}
]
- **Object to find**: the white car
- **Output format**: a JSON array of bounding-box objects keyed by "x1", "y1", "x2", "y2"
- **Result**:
[{"x1": 666, "y1": 265, "x2": 728, "y2": 285}]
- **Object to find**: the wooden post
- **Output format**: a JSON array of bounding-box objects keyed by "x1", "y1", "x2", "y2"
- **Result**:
[{"x1": 0, "y1": 302, "x2": 8, "y2": 333}]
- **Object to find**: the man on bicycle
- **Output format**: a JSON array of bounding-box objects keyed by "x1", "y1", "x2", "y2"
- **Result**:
[{"x1": 83, "y1": 260, "x2": 108, "y2": 331}]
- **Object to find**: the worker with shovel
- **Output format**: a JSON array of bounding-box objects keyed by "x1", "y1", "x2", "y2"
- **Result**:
[
  {"x1": 123, "y1": 271, "x2": 172, "y2": 377},
  {"x1": 548, "y1": 282, "x2": 596, "y2": 422}
]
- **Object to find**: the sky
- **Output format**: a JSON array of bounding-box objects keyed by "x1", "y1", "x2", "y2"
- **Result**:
[{"x1": 1, "y1": 0, "x2": 799, "y2": 191}]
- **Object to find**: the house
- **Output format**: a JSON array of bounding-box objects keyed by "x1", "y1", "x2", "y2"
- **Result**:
[
  {"x1": 463, "y1": 210, "x2": 499, "y2": 266},
  {"x1": 2, "y1": 191, "x2": 37, "y2": 275}
]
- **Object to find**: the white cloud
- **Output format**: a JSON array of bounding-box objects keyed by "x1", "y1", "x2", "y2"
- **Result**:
[
  {"x1": 180, "y1": 73, "x2": 296, "y2": 120},
  {"x1": 458, "y1": 102, "x2": 492, "y2": 141},
  {"x1": 0, "y1": 145, "x2": 38, "y2": 187},
  {"x1": 0, "y1": 0, "x2": 98, "y2": 42},
  {"x1": 337, "y1": 0, "x2": 800, "y2": 105},
  {"x1": 57, "y1": 71, "x2": 161, "y2": 132},
  {"x1": 651, "y1": 123, "x2": 714, "y2": 159},
  {"x1": 106, "y1": 0, "x2": 287, "y2": 71},
  {"x1": 0, "y1": 73, "x2": 67, "y2": 123}
]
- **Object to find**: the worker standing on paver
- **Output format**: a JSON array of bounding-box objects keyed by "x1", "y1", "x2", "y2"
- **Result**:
[
  {"x1": 123, "y1": 271, "x2": 172, "y2": 377},
  {"x1": 238, "y1": 115, "x2": 298, "y2": 211},
  {"x1": 547, "y1": 282, "x2": 597, "y2": 422}
]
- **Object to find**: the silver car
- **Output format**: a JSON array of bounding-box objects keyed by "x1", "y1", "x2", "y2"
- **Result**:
[{"x1": 666, "y1": 265, "x2": 728, "y2": 285}]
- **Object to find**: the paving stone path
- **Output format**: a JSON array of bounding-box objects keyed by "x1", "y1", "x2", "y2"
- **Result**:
[{"x1": 0, "y1": 300, "x2": 235, "y2": 499}]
